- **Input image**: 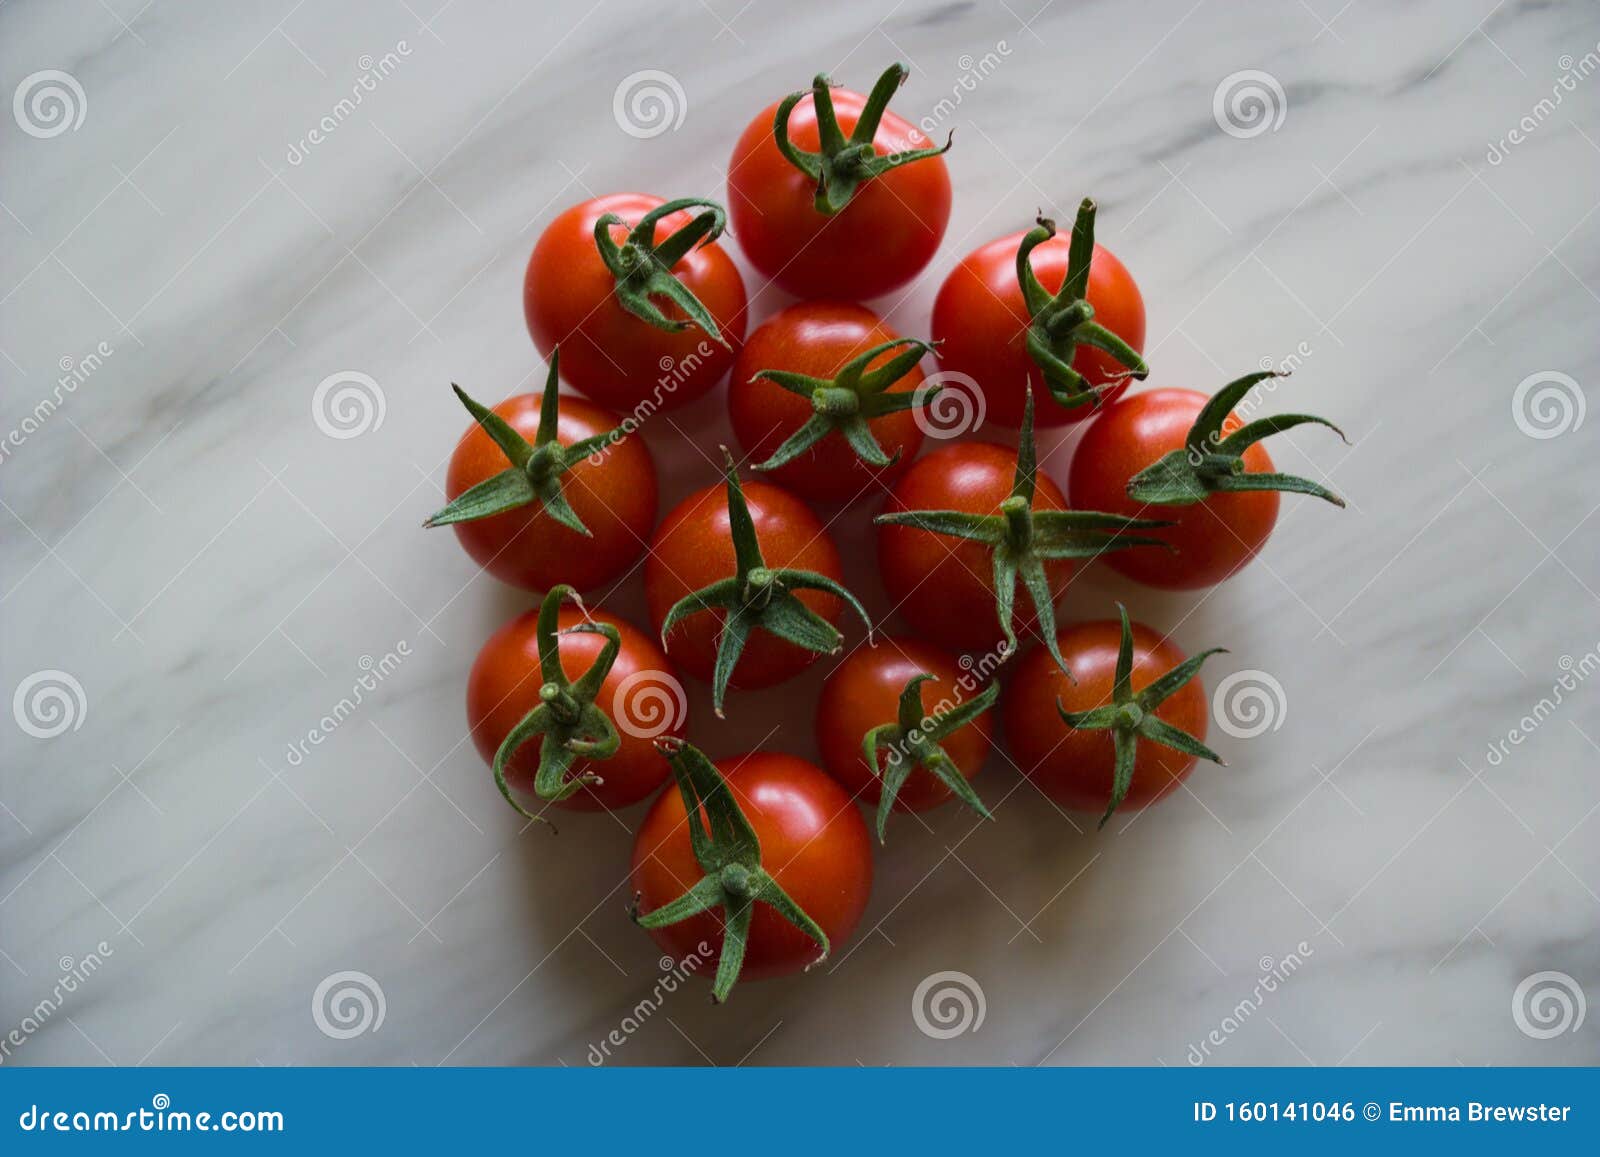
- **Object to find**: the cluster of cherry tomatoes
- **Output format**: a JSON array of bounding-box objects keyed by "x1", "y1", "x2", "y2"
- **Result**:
[{"x1": 427, "y1": 65, "x2": 1345, "y2": 1002}]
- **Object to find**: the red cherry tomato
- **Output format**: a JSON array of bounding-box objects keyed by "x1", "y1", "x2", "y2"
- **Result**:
[
  {"x1": 727, "y1": 87, "x2": 951, "y2": 301},
  {"x1": 443, "y1": 391, "x2": 656, "y2": 592},
  {"x1": 646, "y1": 480, "x2": 844, "y2": 690},
  {"x1": 1069, "y1": 388, "x2": 1279, "y2": 590},
  {"x1": 932, "y1": 228, "x2": 1145, "y2": 428},
  {"x1": 815, "y1": 636, "x2": 993, "y2": 813},
  {"x1": 877, "y1": 441, "x2": 1072, "y2": 655},
  {"x1": 729, "y1": 302, "x2": 927, "y2": 504},
  {"x1": 467, "y1": 605, "x2": 683, "y2": 811},
  {"x1": 1004, "y1": 620, "x2": 1210, "y2": 814},
  {"x1": 524, "y1": 193, "x2": 746, "y2": 412},
  {"x1": 631, "y1": 752, "x2": 873, "y2": 981}
]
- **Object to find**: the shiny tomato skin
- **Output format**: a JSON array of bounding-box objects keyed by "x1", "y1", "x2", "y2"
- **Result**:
[
  {"x1": 727, "y1": 90, "x2": 951, "y2": 301},
  {"x1": 729, "y1": 302, "x2": 926, "y2": 504},
  {"x1": 645, "y1": 480, "x2": 845, "y2": 691},
  {"x1": 1005, "y1": 620, "x2": 1209, "y2": 813},
  {"x1": 932, "y1": 228, "x2": 1145, "y2": 428},
  {"x1": 524, "y1": 193, "x2": 747, "y2": 411},
  {"x1": 443, "y1": 391, "x2": 656, "y2": 592},
  {"x1": 467, "y1": 605, "x2": 682, "y2": 812},
  {"x1": 877, "y1": 442, "x2": 1073, "y2": 656},
  {"x1": 815, "y1": 636, "x2": 994, "y2": 812},
  {"x1": 631, "y1": 752, "x2": 873, "y2": 980},
  {"x1": 1069, "y1": 388, "x2": 1279, "y2": 590}
]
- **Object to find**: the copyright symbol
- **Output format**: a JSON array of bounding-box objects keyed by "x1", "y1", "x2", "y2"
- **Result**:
[{"x1": 1363, "y1": 1102, "x2": 1380, "y2": 1121}]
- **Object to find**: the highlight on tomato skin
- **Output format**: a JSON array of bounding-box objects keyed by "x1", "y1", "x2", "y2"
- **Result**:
[
  {"x1": 932, "y1": 221, "x2": 1145, "y2": 428},
  {"x1": 466, "y1": 603, "x2": 684, "y2": 813},
  {"x1": 1003, "y1": 617, "x2": 1216, "y2": 818},
  {"x1": 630, "y1": 751, "x2": 874, "y2": 984},
  {"x1": 726, "y1": 66, "x2": 952, "y2": 302},
  {"x1": 728, "y1": 301, "x2": 934, "y2": 505},
  {"x1": 815, "y1": 635, "x2": 995, "y2": 815},
  {"x1": 440, "y1": 387, "x2": 657, "y2": 593},
  {"x1": 523, "y1": 192, "x2": 747, "y2": 412}
]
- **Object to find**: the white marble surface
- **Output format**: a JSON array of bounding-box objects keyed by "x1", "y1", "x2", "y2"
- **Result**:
[{"x1": 2, "y1": 0, "x2": 1598, "y2": 1068}]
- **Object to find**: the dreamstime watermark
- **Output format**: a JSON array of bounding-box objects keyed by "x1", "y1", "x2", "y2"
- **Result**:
[
  {"x1": 612, "y1": 70, "x2": 686, "y2": 139},
  {"x1": 1486, "y1": 42, "x2": 1600, "y2": 165},
  {"x1": 16, "y1": 1094, "x2": 283, "y2": 1134},
  {"x1": 1511, "y1": 971, "x2": 1586, "y2": 1039},
  {"x1": 1186, "y1": 941, "x2": 1313, "y2": 1064},
  {"x1": 1212, "y1": 669, "x2": 1286, "y2": 740},
  {"x1": 0, "y1": 942, "x2": 113, "y2": 1064},
  {"x1": 311, "y1": 970, "x2": 386, "y2": 1039},
  {"x1": 283, "y1": 643, "x2": 411, "y2": 767},
  {"x1": 286, "y1": 42, "x2": 413, "y2": 165},
  {"x1": 1212, "y1": 70, "x2": 1287, "y2": 139},
  {"x1": 912, "y1": 371, "x2": 986, "y2": 440},
  {"x1": 0, "y1": 341, "x2": 113, "y2": 467},
  {"x1": 12, "y1": 670, "x2": 87, "y2": 739},
  {"x1": 312, "y1": 370, "x2": 387, "y2": 439},
  {"x1": 1484, "y1": 644, "x2": 1599, "y2": 767},
  {"x1": 611, "y1": 669, "x2": 688, "y2": 740},
  {"x1": 890, "y1": 642, "x2": 1011, "y2": 753},
  {"x1": 13, "y1": 70, "x2": 86, "y2": 138},
  {"x1": 912, "y1": 970, "x2": 986, "y2": 1039},
  {"x1": 588, "y1": 341, "x2": 717, "y2": 463},
  {"x1": 916, "y1": 42, "x2": 1013, "y2": 138},
  {"x1": 1511, "y1": 370, "x2": 1584, "y2": 439},
  {"x1": 586, "y1": 942, "x2": 712, "y2": 1064}
]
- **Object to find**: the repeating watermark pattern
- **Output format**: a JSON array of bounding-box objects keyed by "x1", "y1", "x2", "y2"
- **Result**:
[
  {"x1": 312, "y1": 371, "x2": 387, "y2": 439},
  {"x1": 917, "y1": 42, "x2": 1013, "y2": 138},
  {"x1": 0, "y1": 340, "x2": 114, "y2": 467},
  {"x1": 905, "y1": 641, "x2": 1012, "y2": 733},
  {"x1": 311, "y1": 970, "x2": 386, "y2": 1039},
  {"x1": 283, "y1": 643, "x2": 412, "y2": 767},
  {"x1": 1255, "y1": 340, "x2": 1314, "y2": 380},
  {"x1": 1212, "y1": 669, "x2": 1287, "y2": 740},
  {"x1": 0, "y1": 942, "x2": 114, "y2": 1064},
  {"x1": 585, "y1": 943, "x2": 711, "y2": 1064},
  {"x1": 612, "y1": 70, "x2": 686, "y2": 139},
  {"x1": 611, "y1": 669, "x2": 688, "y2": 740},
  {"x1": 1186, "y1": 942, "x2": 1313, "y2": 1064},
  {"x1": 1212, "y1": 70, "x2": 1287, "y2": 139},
  {"x1": 589, "y1": 342, "x2": 717, "y2": 463},
  {"x1": 912, "y1": 970, "x2": 986, "y2": 1039},
  {"x1": 912, "y1": 371, "x2": 987, "y2": 440},
  {"x1": 1511, "y1": 370, "x2": 1585, "y2": 439},
  {"x1": 13, "y1": 70, "x2": 86, "y2": 139},
  {"x1": 1511, "y1": 971, "x2": 1586, "y2": 1039},
  {"x1": 1486, "y1": 42, "x2": 1600, "y2": 165},
  {"x1": 286, "y1": 42, "x2": 413, "y2": 165},
  {"x1": 13, "y1": 670, "x2": 87, "y2": 739},
  {"x1": 1484, "y1": 645, "x2": 1598, "y2": 767}
]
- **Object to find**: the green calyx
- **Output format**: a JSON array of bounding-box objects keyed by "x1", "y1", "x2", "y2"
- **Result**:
[
  {"x1": 423, "y1": 350, "x2": 625, "y2": 536},
  {"x1": 592, "y1": 196, "x2": 731, "y2": 344},
  {"x1": 861, "y1": 674, "x2": 998, "y2": 843},
  {"x1": 750, "y1": 336, "x2": 938, "y2": 473},
  {"x1": 1058, "y1": 603, "x2": 1226, "y2": 829},
  {"x1": 1017, "y1": 200, "x2": 1148, "y2": 410},
  {"x1": 773, "y1": 62, "x2": 953, "y2": 216},
  {"x1": 874, "y1": 389, "x2": 1172, "y2": 676},
  {"x1": 661, "y1": 450, "x2": 873, "y2": 717},
  {"x1": 490, "y1": 585, "x2": 623, "y2": 822},
  {"x1": 632, "y1": 738, "x2": 830, "y2": 1003},
  {"x1": 1124, "y1": 370, "x2": 1349, "y2": 507}
]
